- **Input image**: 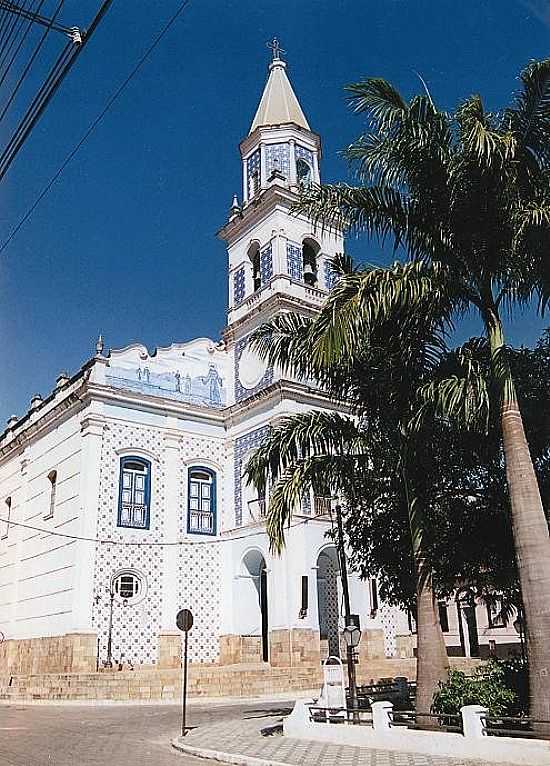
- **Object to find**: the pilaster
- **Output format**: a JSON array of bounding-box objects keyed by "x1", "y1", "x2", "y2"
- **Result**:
[
  {"x1": 161, "y1": 429, "x2": 182, "y2": 632},
  {"x1": 71, "y1": 414, "x2": 105, "y2": 632}
]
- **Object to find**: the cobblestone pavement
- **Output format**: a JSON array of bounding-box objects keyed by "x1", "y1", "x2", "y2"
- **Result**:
[
  {"x1": 0, "y1": 699, "x2": 293, "y2": 766},
  {"x1": 174, "y1": 714, "x2": 516, "y2": 766}
]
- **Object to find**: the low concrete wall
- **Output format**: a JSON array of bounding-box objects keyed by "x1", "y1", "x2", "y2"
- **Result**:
[{"x1": 284, "y1": 700, "x2": 550, "y2": 766}]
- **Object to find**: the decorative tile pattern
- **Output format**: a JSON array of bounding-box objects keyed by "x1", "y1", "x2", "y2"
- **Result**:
[
  {"x1": 380, "y1": 603, "x2": 399, "y2": 657},
  {"x1": 106, "y1": 365, "x2": 226, "y2": 409},
  {"x1": 286, "y1": 242, "x2": 303, "y2": 281},
  {"x1": 92, "y1": 422, "x2": 224, "y2": 665},
  {"x1": 234, "y1": 336, "x2": 274, "y2": 404},
  {"x1": 259, "y1": 243, "x2": 273, "y2": 286},
  {"x1": 295, "y1": 144, "x2": 314, "y2": 167},
  {"x1": 265, "y1": 142, "x2": 290, "y2": 178},
  {"x1": 247, "y1": 150, "x2": 261, "y2": 196},
  {"x1": 233, "y1": 266, "x2": 246, "y2": 306},
  {"x1": 234, "y1": 427, "x2": 269, "y2": 526},
  {"x1": 323, "y1": 259, "x2": 340, "y2": 291}
]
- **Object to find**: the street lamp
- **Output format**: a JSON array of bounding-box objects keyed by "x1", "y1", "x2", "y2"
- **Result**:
[
  {"x1": 105, "y1": 587, "x2": 128, "y2": 669},
  {"x1": 333, "y1": 497, "x2": 361, "y2": 719}
]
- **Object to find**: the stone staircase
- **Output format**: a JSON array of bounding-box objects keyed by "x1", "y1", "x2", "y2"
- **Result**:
[{"x1": 0, "y1": 662, "x2": 323, "y2": 703}]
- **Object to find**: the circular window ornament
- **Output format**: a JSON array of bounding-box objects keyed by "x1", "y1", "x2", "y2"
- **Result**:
[
  {"x1": 238, "y1": 345, "x2": 267, "y2": 390},
  {"x1": 111, "y1": 569, "x2": 146, "y2": 605}
]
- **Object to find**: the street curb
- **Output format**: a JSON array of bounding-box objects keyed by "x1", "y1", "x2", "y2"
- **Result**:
[{"x1": 171, "y1": 737, "x2": 292, "y2": 766}]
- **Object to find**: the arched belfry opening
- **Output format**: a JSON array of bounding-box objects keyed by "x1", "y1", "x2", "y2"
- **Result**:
[
  {"x1": 239, "y1": 549, "x2": 269, "y2": 662},
  {"x1": 316, "y1": 546, "x2": 340, "y2": 658},
  {"x1": 296, "y1": 158, "x2": 312, "y2": 186},
  {"x1": 302, "y1": 238, "x2": 320, "y2": 287},
  {"x1": 248, "y1": 242, "x2": 261, "y2": 292}
]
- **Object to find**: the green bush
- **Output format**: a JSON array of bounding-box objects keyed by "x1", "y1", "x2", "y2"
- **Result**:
[{"x1": 431, "y1": 661, "x2": 518, "y2": 717}]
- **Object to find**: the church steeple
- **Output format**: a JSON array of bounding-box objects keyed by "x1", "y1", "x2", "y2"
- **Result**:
[
  {"x1": 218, "y1": 41, "x2": 343, "y2": 337},
  {"x1": 249, "y1": 39, "x2": 310, "y2": 133}
]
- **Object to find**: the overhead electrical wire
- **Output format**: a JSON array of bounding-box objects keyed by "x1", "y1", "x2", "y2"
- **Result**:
[
  {"x1": 0, "y1": 514, "x2": 313, "y2": 546},
  {"x1": 0, "y1": 1, "x2": 48, "y2": 91},
  {"x1": 0, "y1": 0, "x2": 193, "y2": 256},
  {"x1": 0, "y1": 0, "x2": 64, "y2": 124}
]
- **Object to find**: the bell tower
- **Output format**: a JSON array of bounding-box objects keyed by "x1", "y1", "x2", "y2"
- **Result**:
[
  {"x1": 219, "y1": 41, "x2": 343, "y2": 404},
  {"x1": 219, "y1": 40, "x2": 343, "y2": 326}
]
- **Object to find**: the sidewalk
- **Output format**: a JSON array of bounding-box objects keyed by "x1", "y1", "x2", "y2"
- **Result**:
[{"x1": 172, "y1": 711, "x2": 514, "y2": 766}]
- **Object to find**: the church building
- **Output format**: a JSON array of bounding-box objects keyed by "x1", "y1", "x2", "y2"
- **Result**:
[{"x1": 0, "y1": 46, "x2": 518, "y2": 677}]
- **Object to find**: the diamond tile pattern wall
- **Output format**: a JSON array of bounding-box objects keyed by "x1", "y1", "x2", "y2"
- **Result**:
[
  {"x1": 259, "y1": 243, "x2": 273, "y2": 285},
  {"x1": 92, "y1": 422, "x2": 224, "y2": 666},
  {"x1": 234, "y1": 427, "x2": 269, "y2": 526},
  {"x1": 286, "y1": 242, "x2": 303, "y2": 281}
]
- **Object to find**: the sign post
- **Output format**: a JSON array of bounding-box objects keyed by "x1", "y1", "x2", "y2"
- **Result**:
[{"x1": 176, "y1": 608, "x2": 193, "y2": 736}]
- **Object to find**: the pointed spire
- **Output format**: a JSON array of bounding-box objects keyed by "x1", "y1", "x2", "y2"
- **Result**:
[
  {"x1": 249, "y1": 39, "x2": 310, "y2": 134},
  {"x1": 228, "y1": 193, "x2": 241, "y2": 221},
  {"x1": 95, "y1": 334, "x2": 104, "y2": 356}
]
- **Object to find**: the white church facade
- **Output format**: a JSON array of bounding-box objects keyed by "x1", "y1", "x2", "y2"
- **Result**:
[{"x1": 0, "y1": 48, "x2": 518, "y2": 677}]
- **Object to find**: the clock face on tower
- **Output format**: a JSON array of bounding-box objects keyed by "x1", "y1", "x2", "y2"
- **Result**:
[{"x1": 238, "y1": 344, "x2": 268, "y2": 390}]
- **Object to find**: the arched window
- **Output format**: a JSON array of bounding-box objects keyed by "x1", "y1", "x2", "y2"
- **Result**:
[
  {"x1": 302, "y1": 239, "x2": 319, "y2": 287},
  {"x1": 188, "y1": 467, "x2": 217, "y2": 535},
  {"x1": 249, "y1": 242, "x2": 261, "y2": 292},
  {"x1": 45, "y1": 470, "x2": 57, "y2": 520},
  {"x1": 118, "y1": 457, "x2": 151, "y2": 529},
  {"x1": 1, "y1": 497, "x2": 10, "y2": 540},
  {"x1": 296, "y1": 158, "x2": 312, "y2": 186}
]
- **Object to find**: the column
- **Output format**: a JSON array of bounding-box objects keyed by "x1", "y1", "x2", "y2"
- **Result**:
[
  {"x1": 260, "y1": 143, "x2": 267, "y2": 188},
  {"x1": 288, "y1": 139, "x2": 297, "y2": 186}
]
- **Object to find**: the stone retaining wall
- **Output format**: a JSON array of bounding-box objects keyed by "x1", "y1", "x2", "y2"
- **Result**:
[{"x1": 0, "y1": 633, "x2": 97, "y2": 675}]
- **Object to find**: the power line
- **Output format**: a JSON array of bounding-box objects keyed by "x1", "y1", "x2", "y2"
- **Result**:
[
  {"x1": 0, "y1": 514, "x2": 312, "y2": 546},
  {"x1": 0, "y1": 0, "x2": 193, "y2": 256}
]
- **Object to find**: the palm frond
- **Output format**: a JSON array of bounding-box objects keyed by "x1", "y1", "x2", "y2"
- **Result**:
[{"x1": 345, "y1": 78, "x2": 408, "y2": 129}]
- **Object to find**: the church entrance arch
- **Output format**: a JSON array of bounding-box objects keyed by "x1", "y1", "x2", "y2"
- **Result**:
[
  {"x1": 316, "y1": 546, "x2": 340, "y2": 658},
  {"x1": 239, "y1": 549, "x2": 269, "y2": 662}
]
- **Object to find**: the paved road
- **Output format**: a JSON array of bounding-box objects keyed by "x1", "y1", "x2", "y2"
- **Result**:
[{"x1": 0, "y1": 699, "x2": 293, "y2": 766}]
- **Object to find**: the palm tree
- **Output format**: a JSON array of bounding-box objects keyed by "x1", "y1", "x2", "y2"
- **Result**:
[
  {"x1": 293, "y1": 61, "x2": 550, "y2": 722},
  {"x1": 246, "y1": 260, "x2": 489, "y2": 714}
]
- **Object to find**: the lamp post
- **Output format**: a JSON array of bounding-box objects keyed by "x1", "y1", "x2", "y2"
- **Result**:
[
  {"x1": 105, "y1": 587, "x2": 128, "y2": 669},
  {"x1": 334, "y1": 500, "x2": 360, "y2": 719}
]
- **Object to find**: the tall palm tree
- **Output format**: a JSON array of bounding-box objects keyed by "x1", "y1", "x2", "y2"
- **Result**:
[
  {"x1": 246, "y1": 260, "x2": 489, "y2": 714},
  {"x1": 293, "y1": 61, "x2": 550, "y2": 721}
]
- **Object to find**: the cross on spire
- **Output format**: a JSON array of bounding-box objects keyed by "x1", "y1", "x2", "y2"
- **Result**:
[{"x1": 266, "y1": 37, "x2": 285, "y2": 62}]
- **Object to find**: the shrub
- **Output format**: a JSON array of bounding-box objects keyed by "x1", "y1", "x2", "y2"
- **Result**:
[{"x1": 431, "y1": 661, "x2": 518, "y2": 717}]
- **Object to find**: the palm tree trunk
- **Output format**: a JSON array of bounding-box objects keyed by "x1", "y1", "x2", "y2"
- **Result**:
[
  {"x1": 415, "y1": 557, "x2": 450, "y2": 716},
  {"x1": 486, "y1": 310, "x2": 550, "y2": 728},
  {"x1": 402, "y1": 459, "x2": 449, "y2": 718}
]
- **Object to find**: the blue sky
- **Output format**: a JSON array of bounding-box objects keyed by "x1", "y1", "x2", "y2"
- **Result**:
[{"x1": 0, "y1": 0, "x2": 548, "y2": 424}]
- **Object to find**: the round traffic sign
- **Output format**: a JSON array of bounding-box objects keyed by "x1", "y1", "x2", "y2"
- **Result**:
[{"x1": 176, "y1": 608, "x2": 193, "y2": 632}]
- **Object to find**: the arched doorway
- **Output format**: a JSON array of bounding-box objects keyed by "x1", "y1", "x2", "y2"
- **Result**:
[
  {"x1": 241, "y1": 550, "x2": 269, "y2": 662},
  {"x1": 456, "y1": 589, "x2": 480, "y2": 658},
  {"x1": 316, "y1": 547, "x2": 340, "y2": 657}
]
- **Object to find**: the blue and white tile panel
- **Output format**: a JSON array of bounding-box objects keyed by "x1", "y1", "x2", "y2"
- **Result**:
[
  {"x1": 246, "y1": 149, "x2": 261, "y2": 196},
  {"x1": 265, "y1": 143, "x2": 290, "y2": 178},
  {"x1": 323, "y1": 258, "x2": 340, "y2": 291},
  {"x1": 234, "y1": 426, "x2": 270, "y2": 526},
  {"x1": 286, "y1": 241, "x2": 303, "y2": 281},
  {"x1": 260, "y1": 242, "x2": 273, "y2": 286},
  {"x1": 233, "y1": 266, "x2": 246, "y2": 306},
  {"x1": 234, "y1": 336, "x2": 274, "y2": 404}
]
